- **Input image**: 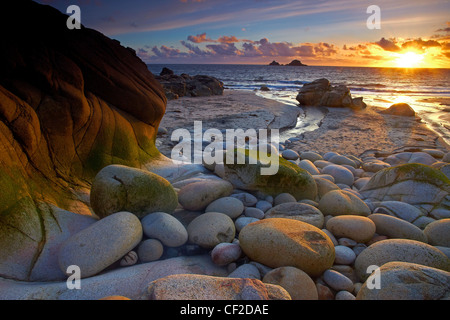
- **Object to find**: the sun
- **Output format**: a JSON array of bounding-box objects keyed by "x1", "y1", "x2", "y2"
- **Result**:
[{"x1": 394, "y1": 52, "x2": 424, "y2": 68}]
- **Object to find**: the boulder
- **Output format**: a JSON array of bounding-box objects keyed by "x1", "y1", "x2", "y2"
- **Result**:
[
  {"x1": 205, "y1": 197, "x2": 244, "y2": 219},
  {"x1": 90, "y1": 165, "x2": 178, "y2": 219},
  {"x1": 141, "y1": 212, "x2": 188, "y2": 247},
  {"x1": 239, "y1": 218, "x2": 335, "y2": 277},
  {"x1": 215, "y1": 150, "x2": 317, "y2": 201},
  {"x1": 357, "y1": 262, "x2": 450, "y2": 300},
  {"x1": 147, "y1": 274, "x2": 291, "y2": 300},
  {"x1": 58, "y1": 211, "x2": 143, "y2": 279},
  {"x1": 187, "y1": 212, "x2": 236, "y2": 249},
  {"x1": 318, "y1": 190, "x2": 371, "y2": 216},
  {"x1": 359, "y1": 163, "x2": 450, "y2": 215},
  {"x1": 384, "y1": 152, "x2": 437, "y2": 166},
  {"x1": 325, "y1": 215, "x2": 376, "y2": 243},
  {"x1": 296, "y1": 79, "x2": 365, "y2": 109},
  {"x1": 262, "y1": 266, "x2": 318, "y2": 300},
  {"x1": 322, "y1": 164, "x2": 354, "y2": 186},
  {"x1": 380, "y1": 103, "x2": 415, "y2": 116},
  {"x1": 354, "y1": 239, "x2": 450, "y2": 281},
  {"x1": 0, "y1": 2, "x2": 167, "y2": 281},
  {"x1": 368, "y1": 213, "x2": 427, "y2": 242},
  {"x1": 178, "y1": 179, "x2": 234, "y2": 211},
  {"x1": 424, "y1": 219, "x2": 450, "y2": 247},
  {"x1": 264, "y1": 202, "x2": 324, "y2": 228}
]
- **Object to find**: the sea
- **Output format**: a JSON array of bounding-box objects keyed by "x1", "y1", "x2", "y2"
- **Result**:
[{"x1": 148, "y1": 64, "x2": 450, "y2": 145}]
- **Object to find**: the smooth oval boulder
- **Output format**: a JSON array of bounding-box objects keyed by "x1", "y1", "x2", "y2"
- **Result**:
[
  {"x1": 357, "y1": 262, "x2": 450, "y2": 300},
  {"x1": 354, "y1": 239, "x2": 450, "y2": 281},
  {"x1": 90, "y1": 165, "x2": 178, "y2": 219},
  {"x1": 264, "y1": 202, "x2": 324, "y2": 228},
  {"x1": 141, "y1": 212, "x2": 188, "y2": 247},
  {"x1": 326, "y1": 215, "x2": 376, "y2": 243},
  {"x1": 178, "y1": 179, "x2": 234, "y2": 211},
  {"x1": 239, "y1": 218, "x2": 335, "y2": 277},
  {"x1": 211, "y1": 242, "x2": 242, "y2": 266},
  {"x1": 322, "y1": 164, "x2": 354, "y2": 186},
  {"x1": 58, "y1": 211, "x2": 143, "y2": 278},
  {"x1": 205, "y1": 197, "x2": 244, "y2": 219},
  {"x1": 262, "y1": 266, "x2": 318, "y2": 300},
  {"x1": 318, "y1": 190, "x2": 371, "y2": 216},
  {"x1": 424, "y1": 219, "x2": 450, "y2": 247},
  {"x1": 187, "y1": 212, "x2": 236, "y2": 249},
  {"x1": 368, "y1": 213, "x2": 427, "y2": 242}
]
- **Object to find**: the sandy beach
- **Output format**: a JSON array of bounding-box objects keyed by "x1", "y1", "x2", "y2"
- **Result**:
[{"x1": 157, "y1": 89, "x2": 450, "y2": 158}]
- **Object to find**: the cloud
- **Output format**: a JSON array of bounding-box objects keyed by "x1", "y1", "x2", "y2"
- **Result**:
[
  {"x1": 401, "y1": 38, "x2": 441, "y2": 52},
  {"x1": 187, "y1": 33, "x2": 214, "y2": 43},
  {"x1": 375, "y1": 37, "x2": 401, "y2": 52}
]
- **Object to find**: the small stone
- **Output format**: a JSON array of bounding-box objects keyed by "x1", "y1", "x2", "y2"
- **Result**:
[
  {"x1": 298, "y1": 160, "x2": 320, "y2": 175},
  {"x1": 329, "y1": 155, "x2": 357, "y2": 168},
  {"x1": 141, "y1": 212, "x2": 188, "y2": 247},
  {"x1": 316, "y1": 283, "x2": 334, "y2": 300},
  {"x1": 187, "y1": 212, "x2": 236, "y2": 249},
  {"x1": 335, "y1": 290, "x2": 356, "y2": 300},
  {"x1": 318, "y1": 190, "x2": 371, "y2": 217},
  {"x1": 282, "y1": 149, "x2": 299, "y2": 160},
  {"x1": 326, "y1": 215, "x2": 376, "y2": 243},
  {"x1": 211, "y1": 243, "x2": 242, "y2": 266},
  {"x1": 274, "y1": 193, "x2": 297, "y2": 205},
  {"x1": 178, "y1": 179, "x2": 234, "y2": 211},
  {"x1": 323, "y1": 269, "x2": 354, "y2": 292},
  {"x1": 228, "y1": 263, "x2": 261, "y2": 279},
  {"x1": 322, "y1": 165, "x2": 354, "y2": 186},
  {"x1": 368, "y1": 213, "x2": 427, "y2": 243},
  {"x1": 231, "y1": 193, "x2": 258, "y2": 207},
  {"x1": 338, "y1": 238, "x2": 357, "y2": 247},
  {"x1": 300, "y1": 151, "x2": 323, "y2": 162},
  {"x1": 235, "y1": 216, "x2": 259, "y2": 232},
  {"x1": 244, "y1": 207, "x2": 265, "y2": 219},
  {"x1": 255, "y1": 200, "x2": 272, "y2": 212},
  {"x1": 265, "y1": 202, "x2": 324, "y2": 228},
  {"x1": 334, "y1": 245, "x2": 356, "y2": 265},
  {"x1": 119, "y1": 251, "x2": 138, "y2": 267},
  {"x1": 205, "y1": 197, "x2": 244, "y2": 219},
  {"x1": 137, "y1": 239, "x2": 163, "y2": 263},
  {"x1": 424, "y1": 219, "x2": 450, "y2": 247},
  {"x1": 263, "y1": 266, "x2": 318, "y2": 300}
]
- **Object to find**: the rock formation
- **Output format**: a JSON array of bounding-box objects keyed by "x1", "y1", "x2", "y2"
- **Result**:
[
  {"x1": 155, "y1": 68, "x2": 224, "y2": 100},
  {"x1": 0, "y1": 1, "x2": 167, "y2": 281},
  {"x1": 296, "y1": 78, "x2": 366, "y2": 109}
]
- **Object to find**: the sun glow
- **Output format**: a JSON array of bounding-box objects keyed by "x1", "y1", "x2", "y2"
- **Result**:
[{"x1": 394, "y1": 52, "x2": 424, "y2": 68}]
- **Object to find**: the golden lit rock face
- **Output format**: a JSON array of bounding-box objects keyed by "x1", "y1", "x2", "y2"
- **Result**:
[{"x1": 0, "y1": 2, "x2": 166, "y2": 281}]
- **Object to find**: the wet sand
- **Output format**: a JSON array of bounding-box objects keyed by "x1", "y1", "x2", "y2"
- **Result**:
[{"x1": 156, "y1": 90, "x2": 450, "y2": 158}]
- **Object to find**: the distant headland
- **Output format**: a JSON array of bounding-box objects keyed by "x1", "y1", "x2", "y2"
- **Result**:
[{"x1": 269, "y1": 59, "x2": 307, "y2": 66}]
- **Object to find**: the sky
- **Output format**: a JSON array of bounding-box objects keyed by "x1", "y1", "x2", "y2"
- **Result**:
[{"x1": 37, "y1": 0, "x2": 450, "y2": 67}]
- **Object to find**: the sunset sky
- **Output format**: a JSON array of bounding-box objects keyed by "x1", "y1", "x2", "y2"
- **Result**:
[{"x1": 38, "y1": 0, "x2": 450, "y2": 68}]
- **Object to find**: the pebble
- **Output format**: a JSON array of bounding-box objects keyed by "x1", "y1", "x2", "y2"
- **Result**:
[
  {"x1": 231, "y1": 193, "x2": 258, "y2": 207},
  {"x1": 334, "y1": 245, "x2": 357, "y2": 265},
  {"x1": 235, "y1": 216, "x2": 259, "y2": 232},
  {"x1": 423, "y1": 219, "x2": 450, "y2": 247},
  {"x1": 178, "y1": 179, "x2": 234, "y2": 211},
  {"x1": 329, "y1": 154, "x2": 357, "y2": 168},
  {"x1": 265, "y1": 202, "x2": 325, "y2": 228},
  {"x1": 282, "y1": 149, "x2": 299, "y2": 160},
  {"x1": 338, "y1": 237, "x2": 357, "y2": 247},
  {"x1": 300, "y1": 151, "x2": 323, "y2": 162},
  {"x1": 335, "y1": 291, "x2": 356, "y2": 300},
  {"x1": 263, "y1": 266, "x2": 318, "y2": 300},
  {"x1": 119, "y1": 251, "x2": 138, "y2": 267},
  {"x1": 255, "y1": 200, "x2": 272, "y2": 212},
  {"x1": 244, "y1": 207, "x2": 265, "y2": 219},
  {"x1": 318, "y1": 190, "x2": 371, "y2": 217},
  {"x1": 141, "y1": 212, "x2": 188, "y2": 247},
  {"x1": 322, "y1": 164, "x2": 355, "y2": 186},
  {"x1": 298, "y1": 159, "x2": 321, "y2": 175},
  {"x1": 187, "y1": 212, "x2": 236, "y2": 249},
  {"x1": 274, "y1": 193, "x2": 297, "y2": 205},
  {"x1": 211, "y1": 242, "x2": 242, "y2": 266},
  {"x1": 316, "y1": 282, "x2": 335, "y2": 300},
  {"x1": 322, "y1": 269, "x2": 354, "y2": 292},
  {"x1": 227, "y1": 263, "x2": 261, "y2": 279},
  {"x1": 205, "y1": 197, "x2": 244, "y2": 219},
  {"x1": 368, "y1": 213, "x2": 427, "y2": 243},
  {"x1": 326, "y1": 215, "x2": 376, "y2": 243},
  {"x1": 137, "y1": 239, "x2": 164, "y2": 263}
]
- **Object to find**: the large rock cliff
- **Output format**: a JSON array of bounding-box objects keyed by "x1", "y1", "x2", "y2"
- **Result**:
[{"x1": 0, "y1": 1, "x2": 167, "y2": 280}]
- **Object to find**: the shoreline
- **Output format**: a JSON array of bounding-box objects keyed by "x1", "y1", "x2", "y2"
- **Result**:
[{"x1": 157, "y1": 89, "x2": 449, "y2": 158}]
